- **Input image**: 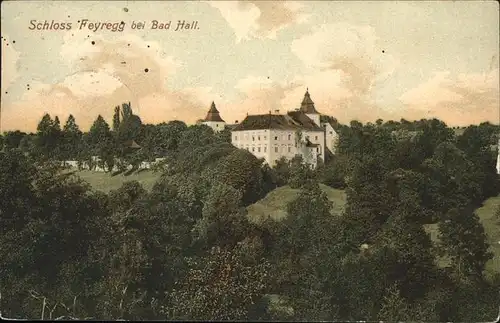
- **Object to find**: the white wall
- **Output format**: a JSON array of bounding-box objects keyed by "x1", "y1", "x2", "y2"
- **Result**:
[
  {"x1": 268, "y1": 129, "x2": 298, "y2": 166},
  {"x1": 203, "y1": 121, "x2": 226, "y2": 132},
  {"x1": 232, "y1": 129, "x2": 271, "y2": 164},
  {"x1": 231, "y1": 127, "x2": 327, "y2": 168},
  {"x1": 302, "y1": 130, "x2": 325, "y2": 162},
  {"x1": 322, "y1": 122, "x2": 339, "y2": 154}
]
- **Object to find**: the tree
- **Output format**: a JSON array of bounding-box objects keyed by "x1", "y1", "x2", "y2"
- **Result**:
[
  {"x1": 288, "y1": 155, "x2": 315, "y2": 189},
  {"x1": 207, "y1": 149, "x2": 267, "y2": 205},
  {"x1": 87, "y1": 115, "x2": 115, "y2": 170},
  {"x1": 272, "y1": 157, "x2": 291, "y2": 187},
  {"x1": 316, "y1": 154, "x2": 350, "y2": 189},
  {"x1": 438, "y1": 208, "x2": 493, "y2": 279},
  {"x1": 0, "y1": 158, "x2": 109, "y2": 319},
  {"x1": 164, "y1": 245, "x2": 272, "y2": 321},
  {"x1": 35, "y1": 113, "x2": 62, "y2": 160},
  {"x1": 216, "y1": 127, "x2": 232, "y2": 143},
  {"x1": 377, "y1": 284, "x2": 411, "y2": 321},
  {"x1": 112, "y1": 105, "x2": 121, "y2": 132},
  {"x1": 341, "y1": 155, "x2": 395, "y2": 246},
  {"x1": 193, "y1": 182, "x2": 252, "y2": 249},
  {"x1": 2, "y1": 130, "x2": 26, "y2": 150},
  {"x1": 178, "y1": 124, "x2": 216, "y2": 150},
  {"x1": 267, "y1": 182, "x2": 344, "y2": 320},
  {"x1": 61, "y1": 115, "x2": 82, "y2": 160}
]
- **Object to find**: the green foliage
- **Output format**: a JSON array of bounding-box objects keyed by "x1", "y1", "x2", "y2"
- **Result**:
[
  {"x1": 438, "y1": 208, "x2": 493, "y2": 279},
  {"x1": 60, "y1": 114, "x2": 82, "y2": 160},
  {"x1": 208, "y1": 149, "x2": 267, "y2": 205},
  {"x1": 35, "y1": 113, "x2": 62, "y2": 159},
  {"x1": 2, "y1": 130, "x2": 27, "y2": 150},
  {"x1": 2, "y1": 112, "x2": 499, "y2": 321},
  {"x1": 288, "y1": 155, "x2": 315, "y2": 189},
  {"x1": 112, "y1": 105, "x2": 121, "y2": 132},
  {"x1": 377, "y1": 284, "x2": 411, "y2": 321},
  {"x1": 316, "y1": 154, "x2": 350, "y2": 189},
  {"x1": 193, "y1": 182, "x2": 246, "y2": 248},
  {"x1": 0, "y1": 156, "x2": 108, "y2": 319},
  {"x1": 164, "y1": 245, "x2": 272, "y2": 321},
  {"x1": 272, "y1": 157, "x2": 292, "y2": 186}
]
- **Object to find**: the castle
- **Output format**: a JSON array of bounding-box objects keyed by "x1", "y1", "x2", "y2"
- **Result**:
[{"x1": 201, "y1": 90, "x2": 339, "y2": 168}]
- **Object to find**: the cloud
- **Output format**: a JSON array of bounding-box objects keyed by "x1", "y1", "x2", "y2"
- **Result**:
[
  {"x1": 292, "y1": 23, "x2": 399, "y2": 98},
  {"x1": 399, "y1": 70, "x2": 500, "y2": 126},
  {"x1": 2, "y1": 30, "x2": 215, "y2": 131},
  {"x1": 207, "y1": 1, "x2": 309, "y2": 42},
  {"x1": 1, "y1": 35, "x2": 20, "y2": 91},
  {"x1": 224, "y1": 71, "x2": 379, "y2": 125}
]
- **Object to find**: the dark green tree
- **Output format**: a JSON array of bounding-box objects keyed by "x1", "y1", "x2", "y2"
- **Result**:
[
  {"x1": 165, "y1": 245, "x2": 272, "y2": 321},
  {"x1": 2, "y1": 130, "x2": 26, "y2": 150},
  {"x1": 438, "y1": 208, "x2": 493, "y2": 279},
  {"x1": 61, "y1": 114, "x2": 82, "y2": 160}
]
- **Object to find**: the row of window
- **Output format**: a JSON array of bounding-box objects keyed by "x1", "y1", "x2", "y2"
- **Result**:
[
  {"x1": 234, "y1": 134, "x2": 321, "y2": 141},
  {"x1": 236, "y1": 145, "x2": 296, "y2": 153}
]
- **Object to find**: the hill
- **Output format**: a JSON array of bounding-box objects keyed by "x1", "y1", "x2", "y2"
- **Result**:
[
  {"x1": 424, "y1": 193, "x2": 500, "y2": 277},
  {"x1": 74, "y1": 170, "x2": 162, "y2": 193},
  {"x1": 246, "y1": 184, "x2": 346, "y2": 224}
]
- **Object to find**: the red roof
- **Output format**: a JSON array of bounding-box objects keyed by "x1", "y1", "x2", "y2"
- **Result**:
[{"x1": 204, "y1": 101, "x2": 225, "y2": 122}]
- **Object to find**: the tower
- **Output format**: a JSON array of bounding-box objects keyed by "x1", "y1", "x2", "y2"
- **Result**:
[
  {"x1": 202, "y1": 101, "x2": 226, "y2": 132},
  {"x1": 300, "y1": 88, "x2": 321, "y2": 127}
]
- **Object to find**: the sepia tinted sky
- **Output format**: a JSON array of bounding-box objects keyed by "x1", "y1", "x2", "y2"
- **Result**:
[{"x1": 1, "y1": 0, "x2": 499, "y2": 131}]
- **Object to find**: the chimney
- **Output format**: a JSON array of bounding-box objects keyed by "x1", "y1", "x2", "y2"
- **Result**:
[
  {"x1": 275, "y1": 109, "x2": 280, "y2": 114},
  {"x1": 235, "y1": 120, "x2": 239, "y2": 124}
]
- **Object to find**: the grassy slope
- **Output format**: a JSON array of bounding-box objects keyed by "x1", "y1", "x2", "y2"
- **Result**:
[
  {"x1": 424, "y1": 194, "x2": 500, "y2": 277},
  {"x1": 246, "y1": 184, "x2": 346, "y2": 224},
  {"x1": 74, "y1": 168, "x2": 500, "y2": 276},
  {"x1": 74, "y1": 170, "x2": 162, "y2": 193}
]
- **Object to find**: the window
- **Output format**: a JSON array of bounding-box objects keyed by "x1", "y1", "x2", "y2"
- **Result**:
[
  {"x1": 258, "y1": 136, "x2": 260, "y2": 140},
  {"x1": 315, "y1": 136, "x2": 318, "y2": 140},
  {"x1": 288, "y1": 147, "x2": 291, "y2": 152},
  {"x1": 329, "y1": 131, "x2": 333, "y2": 135},
  {"x1": 264, "y1": 147, "x2": 267, "y2": 152},
  {"x1": 317, "y1": 147, "x2": 319, "y2": 152},
  {"x1": 235, "y1": 136, "x2": 238, "y2": 140},
  {"x1": 274, "y1": 136, "x2": 278, "y2": 140},
  {"x1": 288, "y1": 134, "x2": 291, "y2": 140},
  {"x1": 275, "y1": 147, "x2": 278, "y2": 152},
  {"x1": 264, "y1": 136, "x2": 267, "y2": 140},
  {"x1": 216, "y1": 124, "x2": 219, "y2": 127},
  {"x1": 252, "y1": 147, "x2": 255, "y2": 152},
  {"x1": 258, "y1": 147, "x2": 261, "y2": 152},
  {"x1": 252, "y1": 136, "x2": 255, "y2": 141}
]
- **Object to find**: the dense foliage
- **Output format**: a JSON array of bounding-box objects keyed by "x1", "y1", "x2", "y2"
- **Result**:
[{"x1": 1, "y1": 110, "x2": 499, "y2": 320}]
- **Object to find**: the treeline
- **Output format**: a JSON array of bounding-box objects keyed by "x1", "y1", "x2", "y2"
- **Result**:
[
  {"x1": 1, "y1": 114, "x2": 499, "y2": 320},
  {"x1": 0, "y1": 102, "x2": 231, "y2": 171}
]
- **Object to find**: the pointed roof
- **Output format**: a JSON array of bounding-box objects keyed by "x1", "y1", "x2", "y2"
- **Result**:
[
  {"x1": 300, "y1": 89, "x2": 319, "y2": 114},
  {"x1": 124, "y1": 140, "x2": 141, "y2": 149},
  {"x1": 204, "y1": 101, "x2": 225, "y2": 122}
]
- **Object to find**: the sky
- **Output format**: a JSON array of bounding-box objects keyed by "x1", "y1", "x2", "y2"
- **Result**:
[{"x1": 1, "y1": 0, "x2": 499, "y2": 132}]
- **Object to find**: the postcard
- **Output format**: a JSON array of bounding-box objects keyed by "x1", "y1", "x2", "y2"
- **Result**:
[{"x1": 1, "y1": 0, "x2": 499, "y2": 321}]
